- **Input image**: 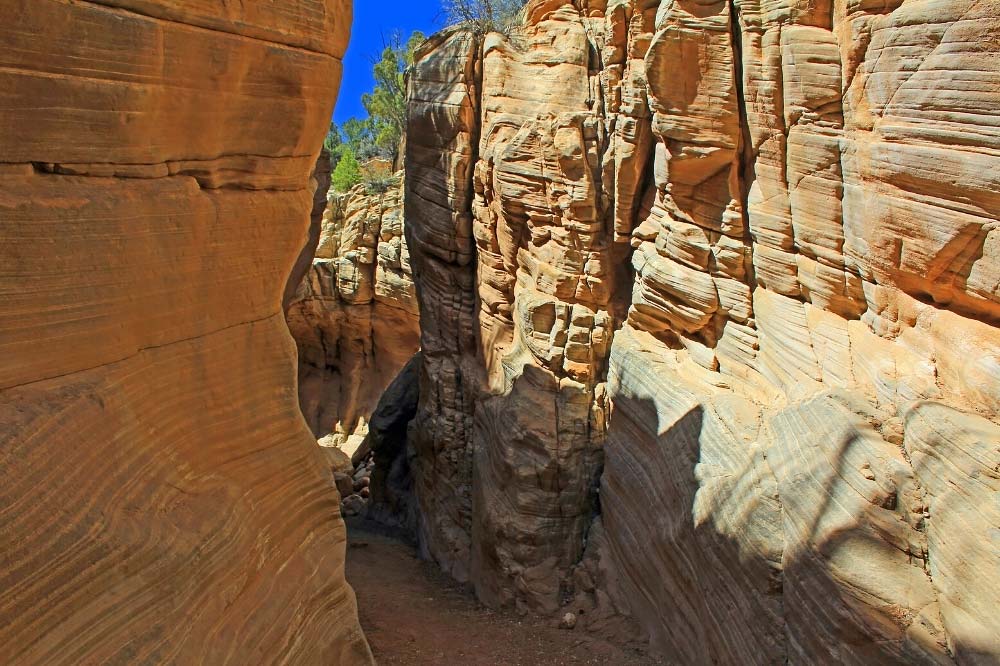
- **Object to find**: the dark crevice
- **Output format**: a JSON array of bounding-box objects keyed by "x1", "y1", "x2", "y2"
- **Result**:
[{"x1": 728, "y1": 0, "x2": 760, "y2": 296}]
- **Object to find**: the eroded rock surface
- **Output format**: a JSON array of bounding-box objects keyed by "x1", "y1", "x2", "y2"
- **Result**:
[
  {"x1": 405, "y1": 28, "x2": 484, "y2": 584},
  {"x1": 0, "y1": 1, "x2": 372, "y2": 663},
  {"x1": 406, "y1": 0, "x2": 999, "y2": 662},
  {"x1": 287, "y1": 175, "x2": 421, "y2": 467}
]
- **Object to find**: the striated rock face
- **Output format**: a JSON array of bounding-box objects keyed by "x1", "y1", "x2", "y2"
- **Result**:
[
  {"x1": 287, "y1": 175, "x2": 420, "y2": 465},
  {"x1": 406, "y1": 28, "x2": 483, "y2": 583},
  {"x1": 0, "y1": 1, "x2": 373, "y2": 663},
  {"x1": 406, "y1": 0, "x2": 999, "y2": 661}
]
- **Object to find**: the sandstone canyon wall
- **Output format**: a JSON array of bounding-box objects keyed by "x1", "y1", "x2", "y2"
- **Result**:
[
  {"x1": 287, "y1": 175, "x2": 421, "y2": 466},
  {"x1": 406, "y1": 1, "x2": 1000, "y2": 662},
  {"x1": 0, "y1": 1, "x2": 373, "y2": 663}
]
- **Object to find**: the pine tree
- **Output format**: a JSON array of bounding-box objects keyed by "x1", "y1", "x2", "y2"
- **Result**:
[
  {"x1": 361, "y1": 32, "x2": 425, "y2": 163},
  {"x1": 331, "y1": 149, "x2": 362, "y2": 192},
  {"x1": 324, "y1": 122, "x2": 343, "y2": 155}
]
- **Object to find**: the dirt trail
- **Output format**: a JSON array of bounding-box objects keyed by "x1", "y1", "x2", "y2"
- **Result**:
[{"x1": 345, "y1": 522, "x2": 657, "y2": 665}]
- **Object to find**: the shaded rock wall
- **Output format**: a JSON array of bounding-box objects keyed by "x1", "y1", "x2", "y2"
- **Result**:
[
  {"x1": 365, "y1": 352, "x2": 424, "y2": 533},
  {"x1": 0, "y1": 1, "x2": 373, "y2": 663},
  {"x1": 284, "y1": 148, "x2": 334, "y2": 311},
  {"x1": 406, "y1": 0, "x2": 999, "y2": 661},
  {"x1": 405, "y1": 28, "x2": 484, "y2": 582},
  {"x1": 287, "y1": 175, "x2": 421, "y2": 466}
]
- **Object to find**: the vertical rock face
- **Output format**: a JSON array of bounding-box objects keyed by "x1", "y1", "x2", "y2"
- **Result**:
[
  {"x1": 0, "y1": 1, "x2": 373, "y2": 663},
  {"x1": 406, "y1": 0, "x2": 999, "y2": 661},
  {"x1": 405, "y1": 28, "x2": 484, "y2": 582},
  {"x1": 284, "y1": 149, "x2": 335, "y2": 311},
  {"x1": 287, "y1": 175, "x2": 420, "y2": 464}
]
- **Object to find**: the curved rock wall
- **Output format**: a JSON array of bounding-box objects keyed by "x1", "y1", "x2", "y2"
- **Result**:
[
  {"x1": 0, "y1": 1, "x2": 373, "y2": 663},
  {"x1": 406, "y1": 0, "x2": 999, "y2": 661}
]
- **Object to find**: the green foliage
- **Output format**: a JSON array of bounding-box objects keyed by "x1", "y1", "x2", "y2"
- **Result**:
[
  {"x1": 361, "y1": 31, "x2": 425, "y2": 163},
  {"x1": 364, "y1": 172, "x2": 400, "y2": 195},
  {"x1": 323, "y1": 122, "x2": 343, "y2": 155},
  {"x1": 442, "y1": 0, "x2": 527, "y2": 35},
  {"x1": 338, "y1": 117, "x2": 378, "y2": 162},
  {"x1": 331, "y1": 148, "x2": 362, "y2": 192},
  {"x1": 327, "y1": 30, "x2": 426, "y2": 187},
  {"x1": 325, "y1": 119, "x2": 378, "y2": 191}
]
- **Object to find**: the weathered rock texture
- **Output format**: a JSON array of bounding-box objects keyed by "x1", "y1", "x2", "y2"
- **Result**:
[
  {"x1": 284, "y1": 148, "x2": 334, "y2": 311},
  {"x1": 365, "y1": 352, "x2": 423, "y2": 532},
  {"x1": 287, "y1": 175, "x2": 421, "y2": 465},
  {"x1": 0, "y1": 1, "x2": 373, "y2": 663},
  {"x1": 406, "y1": 0, "x2": 1000, "y2": 662},
  {"x1": 406, "y1": 28, "x2": 483, "y2": 584}
]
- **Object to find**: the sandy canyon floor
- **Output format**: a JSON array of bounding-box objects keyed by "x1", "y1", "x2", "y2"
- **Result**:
[{"x1": 345, "y1": 521, "x2": 657, "y2": 665}]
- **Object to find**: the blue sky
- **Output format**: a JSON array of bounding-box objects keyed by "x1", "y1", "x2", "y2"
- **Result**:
[{"x1": 334, "y1": 0, "x2": 444, "y2": 124}]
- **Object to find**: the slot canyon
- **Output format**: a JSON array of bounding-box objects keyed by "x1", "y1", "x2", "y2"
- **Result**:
[{"x1": 2, "y1": 0, "x2": 999, "y2": 664}]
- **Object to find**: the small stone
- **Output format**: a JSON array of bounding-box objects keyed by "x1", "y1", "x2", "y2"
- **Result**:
[
  {"x1": 360, "y1": 487, "x2": 370, "y2": 499},
  {"x1": 559, "y1": 612, "x2": 577, "y2": 630},
  {"x1": 342, "y1": 494, "x2": 367, "y2": 517},
  {"x1": 334, "y1": 472, "x2": 354, "y2": 498}
]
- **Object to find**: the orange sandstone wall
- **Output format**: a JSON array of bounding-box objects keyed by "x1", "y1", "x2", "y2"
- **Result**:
[{"x1": 0, "y1": 1, "x2": 372, "y2": 663}]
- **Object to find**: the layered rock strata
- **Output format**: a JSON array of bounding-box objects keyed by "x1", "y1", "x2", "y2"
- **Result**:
[
  {"x1": 287, "y1": 175, "x2": 421, "y2": 465},
  {"x1": 406, "y1": 28, "x2": 484, "y2": 583},
  {"x1": 0, "y1": 1, "x2": 372, "y2": 663},
  {"x1": 406, "y1": 0, "x2": 1000, "y2": 662}
]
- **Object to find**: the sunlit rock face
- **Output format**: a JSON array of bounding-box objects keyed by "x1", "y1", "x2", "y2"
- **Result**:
[
  {"x1": 287, "y1": 176, "x2": 420, "y2": 466},
  {"x1": 406, "y1": 0, "x2": 999, "y2": 661},
  {"x1": 0, "y1": 1, "x2": 373, "y2": 663}
]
